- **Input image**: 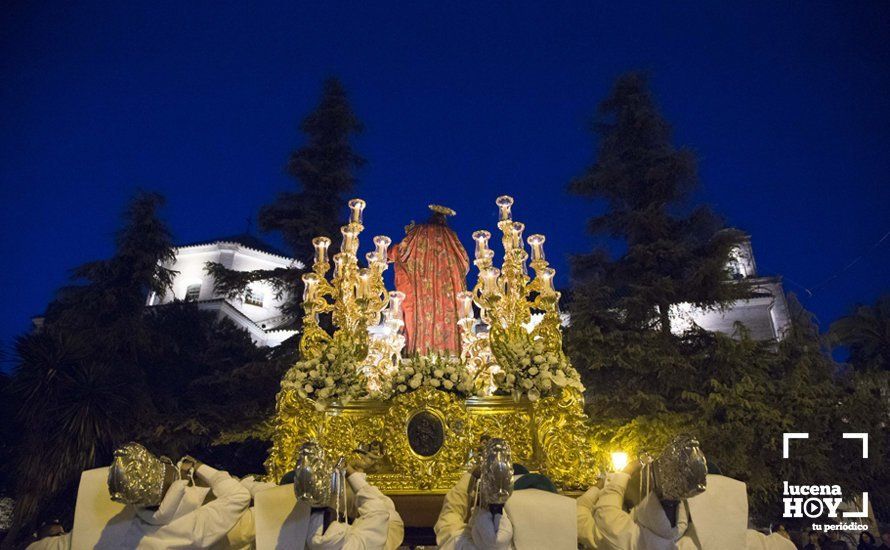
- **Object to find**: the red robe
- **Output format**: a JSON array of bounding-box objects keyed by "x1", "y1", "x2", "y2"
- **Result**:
[{"x1": 388, "y1": 217, "x2": 469, "y2": 356}]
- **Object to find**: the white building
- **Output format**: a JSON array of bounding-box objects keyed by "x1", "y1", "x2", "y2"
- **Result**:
[
  {"x1": 146, "y1": 234, "x2": 302, "y2": 347},
  {"x1": 670, "y1": 236, "x2": 792, "y2": 341}
]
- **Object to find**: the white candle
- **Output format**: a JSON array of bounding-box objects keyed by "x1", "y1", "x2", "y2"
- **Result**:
[
  {"x1": 456, "y1": 290, "x2": 474, "y2": 319},
  {"x1": 496, "y1": 195, "x2": 514, "y2": 222},
  {"x1": 340, "y1": 226, "x2": 359, "y2": 255},
  {"x1": 348, "y1": 198, "x2": 366, "y2": 225},
  {"x1": 302, "y1": 272, "x2": 319, "y2": 302},
  {"x1": 312, "y1": 236, "x2": 331, "y2": 265},
  {"x1": 373, "y1": 235, "x2": 391, "y2": 260},
  {"x1": 472, "y1": 230, "x2": 491, "y2": 260},
  {"x1": 357, "y1": 268, "x2": 371, "y2": 299},
  {"x1": 511, "y1": 222, "x2": 525, "y2": 250},
  {"x1": 538, "y1": 267, "x2": 556, "y2": 293},
  {"x1": 527, "y1": 234, "x2": 546, "y2": 262}
]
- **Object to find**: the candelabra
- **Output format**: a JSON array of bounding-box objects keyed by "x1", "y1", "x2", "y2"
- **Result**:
[
  {"x1": 459, "y1": 195, "x2": 564, "y2": 394},
  {"x1": 299, "y1": 199, "x2": 406, "y2": 392}
]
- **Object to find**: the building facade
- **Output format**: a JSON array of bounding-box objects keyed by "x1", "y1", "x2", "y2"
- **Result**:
[
  {"x1": 670, "y1": 236, "x2": 792, "y2": 341},
  {"x1": 146, "y1": 234, "x2": 302, "y2": 347}
]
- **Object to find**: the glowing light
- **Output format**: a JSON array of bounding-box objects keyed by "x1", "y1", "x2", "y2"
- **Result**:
[
  {"x1": 611, "y1": 451, "x2": 629, "y2": 472},
  {"x1": 373, "y1": 235, "x2": 391, "y2": 261},
  {"x1": 472, "y1": 230, "x2": 491, "y2": 260},
  {"x1": 340, "y1": 226, "x2": 359, "y2": 255},
  {"x1": 312, "y1": 236, "x2": 331, "y2": 266}
]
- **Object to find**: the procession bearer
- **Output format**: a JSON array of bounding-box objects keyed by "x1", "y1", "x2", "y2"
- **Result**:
[
  {"x1": 435, "y1": 438, "x2": 577, "y2": 550},
  {"x1": 254, "y1": 441, "x2": 403, "y2": 550},
  {"x1": 100, "y1": 442, "x2": 251, "y2": 549}
]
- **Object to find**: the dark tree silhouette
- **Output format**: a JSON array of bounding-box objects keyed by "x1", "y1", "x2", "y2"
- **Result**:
[
  {"x1": 568, "y1": 72, "x2": 750, "y2": 336},
  {"x1": 205, "y1": 77, "x2": 365, "y2": 325},
  {"x1": 262, "y1": 77, "x2": 365, "y2": 260},
  {"x1": 830, "y1": 294, "x2": 890, "y2": 372}
]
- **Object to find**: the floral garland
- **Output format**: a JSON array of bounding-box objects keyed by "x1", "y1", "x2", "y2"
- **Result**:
[
  {"x1": 282, "y1": 333, "x2": 583, "y2": 404},
  {"x1": 385, "y1": 355, "x2": 476, "y2": 398},
  {"x1": 281, "y1": 336, "x2": 368, "y2": 407},
  {"x1": 491, "y1": 331, "x2": 584, "y2": 401}
]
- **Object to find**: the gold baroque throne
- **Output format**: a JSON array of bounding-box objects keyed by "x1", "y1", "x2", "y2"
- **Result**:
[
  {"x1": 265, "y1": 386, "x2": 600, "y2": 493},
  {"x1": 266, "y1": 196, "x2": 604, "y2": 495}
]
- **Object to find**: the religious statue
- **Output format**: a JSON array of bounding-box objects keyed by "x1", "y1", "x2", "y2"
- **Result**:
[{"x1": 388, "y1": 205, "x2": 469, "y2": 356}]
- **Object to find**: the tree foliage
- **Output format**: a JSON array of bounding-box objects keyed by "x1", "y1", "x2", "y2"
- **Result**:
[
  {"x1": 3, "y1": 192, "x2": 275, "y2": 545},
  {"x1": 568, "y1": 72, "x2": 751, "y2": 335},
  {"x1": 830, "y1": 294, "x2": 890, "y2": 372},
  {"x1": 261, "y1": 77, "x2": 365, "y2": 260},
  {"x1": 204, "y1": 77, "x2": 364, "y2": 328},
  {"x1": 565, "y1": 72, "x2": 889, "y2": 524}
]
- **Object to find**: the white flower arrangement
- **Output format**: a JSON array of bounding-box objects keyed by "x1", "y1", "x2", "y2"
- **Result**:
[
  {"x1": 491, "y1": 337, "x2": 584, "y2": 401},
  {"x1": 386, "y1": 354, "x2": 476, "y2": 398},
  {"x1": 281, "y1": 338, "x2": 368, "y2": 407}
]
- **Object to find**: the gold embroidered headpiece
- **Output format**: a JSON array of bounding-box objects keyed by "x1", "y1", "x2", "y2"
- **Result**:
[
  {"x1": 428, "y1": 204, "x2": 456, "y2": 216},
  {"x1": 107, "y1": 442, "x2": 172, "y2": 507}
]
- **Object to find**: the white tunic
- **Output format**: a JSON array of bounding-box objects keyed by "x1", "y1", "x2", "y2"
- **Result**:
[
  {"x1": 98, "y1": 464, "x2": 251, "y2": 549},
  {"x1": 25, "y1": 534, "x2": 71, "y2": 550},
  {"x1": 577, "y1": 472, "x2": 681, "y2": 550},
  {"x1": 577, "y1": 473, "x2": 797, "y2": 550},
  {"x1": 254, "y1": 472, "x2": 401, "y2": 550},
  {"x1": 435, "y1": 473, "x2": 576, "y2": 550},
  {"x1": 307, "y1": 473, "x2": 402, "y2": 550}
]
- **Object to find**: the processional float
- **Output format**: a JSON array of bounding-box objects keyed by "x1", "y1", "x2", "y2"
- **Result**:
[{"x1": 266, "y1": 196, "x2": 602, "y2": 493}]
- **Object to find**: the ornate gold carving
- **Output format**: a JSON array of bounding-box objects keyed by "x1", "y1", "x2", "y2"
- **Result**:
[
  {"x1": 531, "y1": 388, "x2": 601, "y2": 489},
  {"x1": 266, "y1": 387, "x2": 603, "y2": 493},
  {"x1": 267, "y1": 197, "x2": 603, "y2": 493},
  {"x1": 378, "y1": 388, "x2": 469, "y2": 491}
]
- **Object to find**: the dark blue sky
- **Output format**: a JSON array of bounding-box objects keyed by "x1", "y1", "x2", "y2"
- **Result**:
[{"x1": 2, "y1": 2, "x2": 888, "y2": 358}]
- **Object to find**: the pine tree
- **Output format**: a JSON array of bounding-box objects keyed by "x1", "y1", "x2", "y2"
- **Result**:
[
  {"x1": 568, "y1": 72, "x2": 750, "y2": 336},
  {"x1": 560, "y1": 74, "x2": 868, "y2": 523},
  {"x1": 46, "y1": 191, "x2": 177, "y2": 357}
]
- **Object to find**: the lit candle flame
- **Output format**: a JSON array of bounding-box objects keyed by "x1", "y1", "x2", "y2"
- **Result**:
[
  {"x1": 527, "y1": 234, "x2": 546, "y2": 262},
  {"x1": 312, "y1": 236, "x2": 331, "y2": 265},
  {"x1": 373, "y1": 235, "x2": 391, "y2": 260}
]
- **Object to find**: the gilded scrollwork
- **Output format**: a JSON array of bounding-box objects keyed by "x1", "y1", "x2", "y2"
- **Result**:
[
  {"x1": 266, "y1": 386, "x2": 603, "y2": 493},
  {"x1": 532, "y1": 388, "x2": 603, "y2": 489},
  {"x1": 376, "y1": 388, "x2": 470, "y2": 491}
]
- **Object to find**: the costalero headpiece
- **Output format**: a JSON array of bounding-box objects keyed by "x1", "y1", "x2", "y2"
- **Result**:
[
  {"x1": 652, "y1": 434, "x2": 708, "y2": 501},
  {"x1": 107, "y1": 442, "x2": 174, "y2": 507}
]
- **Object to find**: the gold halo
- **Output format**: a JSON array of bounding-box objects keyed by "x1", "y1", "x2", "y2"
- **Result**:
[{"x1": 428, "y1": 204, "x2": 456, "y2": 216}]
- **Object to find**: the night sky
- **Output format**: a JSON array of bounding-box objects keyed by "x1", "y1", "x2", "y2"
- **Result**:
[{"x1": 2, "y1": 2, "x2": 888, "y2": 361}]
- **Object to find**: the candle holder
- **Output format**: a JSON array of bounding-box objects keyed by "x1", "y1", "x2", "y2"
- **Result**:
[
  {"x1": 459, "y1": 195, "x2": 566, "y2": 396},
  {"x1": 299, "y1": 199, "x2": 402, "y2": 387},
  {"x1": 348, "y1": 198, "x2": 366, "y2": 226}
]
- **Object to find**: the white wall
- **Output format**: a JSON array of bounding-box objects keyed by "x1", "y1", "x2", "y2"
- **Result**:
[
  {"x1": 669, "y1": 279, "x2": 791, "y2": 341},
  {"x1": 147, "y1": 241, "x2": 299, "y2": 345}
]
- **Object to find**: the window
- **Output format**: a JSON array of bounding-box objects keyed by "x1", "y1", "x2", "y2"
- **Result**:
[
  {"x1": 245, "y1": 287, "x2": 264, "y2": 307},
  {"x1": 727, "y1": 258, "x2": 744, "y2": 280},
  {"x1": 185, "y1": 284, "x2": 201, "y2": 302}
]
